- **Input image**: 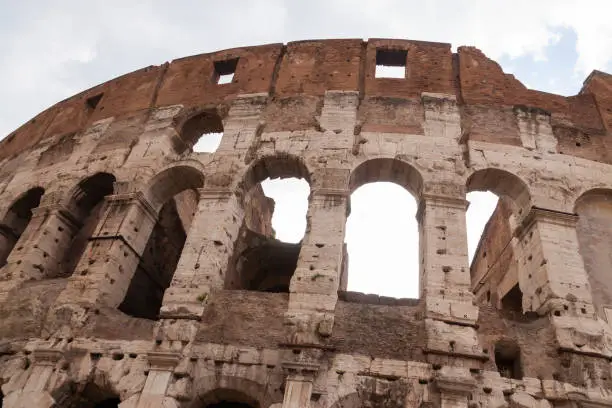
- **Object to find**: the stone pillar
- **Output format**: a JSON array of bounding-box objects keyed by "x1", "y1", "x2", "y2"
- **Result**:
[
  {"x1": 281, "y1": 374, "x2": 314, "y2": 408},
  {"x1": 2, "y1": 205, "x2": 80, "y2": 281},
  {"x1": 515, "y1": 207, "x2": 612, "y2": 357},
  {"x1": 129, "y1": 352, "x2": 182, "y2": 408},
  {"x1": 281, "y1": 356, "x2": 319, "y2": 408},
  {"x1": 418, "y1": 194, "x2": 485, "y2": 367},
  {"x1": 418, "y1": 194, "x2": 476, "y2": 323},
  {"x1": 3, "y1": 349, "x2": 63, "y2": 408},
  {"x1": 434, "y1": 370, "x2": 476, "y2": 408},
  {"x1": 285, "y1": 188, "x2": 348, "y2": 345},
  {"x1": 54, "y1": 192, "x2": 158, "y2": 307},
  {"x1": 160, "y1": 188, "x2": 244, "y2": 320}
]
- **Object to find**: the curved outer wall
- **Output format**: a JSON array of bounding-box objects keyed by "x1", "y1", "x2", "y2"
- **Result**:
[{"x1": 0, "y1": 38, "x2": 611, "y2": 407}]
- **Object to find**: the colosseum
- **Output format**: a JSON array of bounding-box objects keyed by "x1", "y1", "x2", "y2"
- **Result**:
[{"x1": 0, "y1": 37, "x2": 611, "y2": 407}]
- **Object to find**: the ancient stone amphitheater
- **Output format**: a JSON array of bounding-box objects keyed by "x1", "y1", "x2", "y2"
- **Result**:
[{"x1": 0, "y1": 38, "x2": 611, "y2": 408}]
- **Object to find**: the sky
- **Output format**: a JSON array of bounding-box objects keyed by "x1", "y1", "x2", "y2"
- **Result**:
[{"x1": 2, "y1": 1, "x2": 612, "y2": 298}]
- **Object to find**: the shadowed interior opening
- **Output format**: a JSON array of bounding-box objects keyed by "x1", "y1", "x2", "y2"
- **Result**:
[{"x1": 0, "y1": 187, "x2": 44, "y2": 267}]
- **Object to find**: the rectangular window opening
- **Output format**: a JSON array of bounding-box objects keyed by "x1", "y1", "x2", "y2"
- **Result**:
[
  {"x1": 86, "y1": 93, "x2": 103, "y2": 110},
  {"x1": 375, "y1": 49, "x2": 407, "y2": 79},
  {"x1": 214, "y1": 58, "x2": 239, "y2": 85}
]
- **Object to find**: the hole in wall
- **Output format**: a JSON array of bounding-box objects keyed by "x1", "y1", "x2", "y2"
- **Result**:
[
  {"x1": 375, "y1": 49, "x2": 407, "y2": 79},
  {"x1": 214, "y1": 58, "x2": 239, "y2": 85}
]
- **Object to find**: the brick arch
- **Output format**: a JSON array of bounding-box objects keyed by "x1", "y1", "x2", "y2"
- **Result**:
[
  {"x1": 188, "y1": 375, "x2": 283, "y2": 408},
  {"x1": 144, "y1": 162, "x2": 206, "y2": 212},
  {"x1": 349, "y1": 157, "x2": 423, "y2": 198}
]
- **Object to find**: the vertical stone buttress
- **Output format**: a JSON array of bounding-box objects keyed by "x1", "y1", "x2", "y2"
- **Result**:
[
  {"x1": 134, "y1": 95, "x2": 269, "y2": 408},
  {"x1": 420, "y1": 93, "x2": 485, "y2": 371}
]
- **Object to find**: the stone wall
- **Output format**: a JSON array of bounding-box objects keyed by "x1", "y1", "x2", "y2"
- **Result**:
[{"x1": 0, "y1": 38, "x2": 611, "y2": 408}]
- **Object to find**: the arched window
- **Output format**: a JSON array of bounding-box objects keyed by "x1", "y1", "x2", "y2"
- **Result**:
[
  {"x1": 345, "y1": 159, "x2": 422, "y2": 299},
  {"x1": 0, "y1": 187, "x2": 44, "y2": 267},
  {"x1": 60, "y1": 173, "x2": 115, "y2": 277},
  {"x1": 226, "y1": 155, "x2": 310, "y2": 292},
  {"x1": 467, "y1": 169, "x2": 531, "y2": 312},
  {"x1": 575, "y1": 189, "x2": 612, "y2": 320},
  {"x1": 179, "y1": 110, "x2": 224, "y2": 154},
  {"x1": 120, "y1": 165, "x2": 204, "y2": 319}
]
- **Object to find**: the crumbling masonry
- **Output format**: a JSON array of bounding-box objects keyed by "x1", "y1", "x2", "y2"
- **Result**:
[{"x1": 0, "y1": 38, "x2": 611, "y2": 408}]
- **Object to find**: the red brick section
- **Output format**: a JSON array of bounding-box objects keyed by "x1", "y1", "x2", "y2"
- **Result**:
[
  {"x1": 155, "y1": 44, "x2": 283, "y2": 109},
  {"x1": 365, "y1": 39, "x2": 455, "y2": 98},
  {"x1": 581, "y1": 71, "x2": 612, "y2": 131},
  {"x1": 274, "y1": 39, "x2": 362, "y2": 97},
  {"x1": 1, "y1": 39, "x2": 611, "y2": 163}
]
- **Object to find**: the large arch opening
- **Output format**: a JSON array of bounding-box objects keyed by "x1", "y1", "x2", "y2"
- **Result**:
[
  {"x1": 466, "y1": 168, "x2": 531, "y2": 313},
  {"x1": 51, "y1": 381, "x2": 120, "y2": 408},
  {"x1": 574, "y1": 189, "x2": 612, "y2": 320},
  {"x1": 0, "y1": 187, "x2": 44, "y2": 267},
  {"x1": 178, "y1": 110, "x2": 224, "y2": 154},
  {"x1": 199, "y1": 388, "x2": 259, "y2": 408},
  {"x1": 60, "y1": 173, "x2": 116, "y2": 277},
  {"x1": 120, "y1": 165, "x2": 204, "y2": 319},
  {"x1": 345, "y1": 158, "x2": 422, "y2": 299},
  {"x1": 226, "y1": 155, "x2": 310, "y2": 292}
]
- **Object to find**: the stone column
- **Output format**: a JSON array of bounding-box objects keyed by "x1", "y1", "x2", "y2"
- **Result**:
[
  {"x1": 160, "y1": 188, "x2": 244, "y2": 320},
  {"x1": 434, "y1": 371, "x2": 476, "y2": 408},
  {"x1": 281, "y1": 356, "x2": 319, "y2": 408},
  {"x1": 281, "y1": 374, "x2": 314, "y2": 408},
  {"x1": 418, "y1": 193, "x2": 485, "y2": 367},
  {"x1": 2, "y1": 204, "x2": 80, "y2": 281},
  {"x1": 54, "y1": 192, "x2": 158, "y2": 307},
  {"x1": 285, "y1": 188, "x2": 349, "y2": 345},
  {"x1": 515, "y1": 207, "x2": 612, "y2": 357}
]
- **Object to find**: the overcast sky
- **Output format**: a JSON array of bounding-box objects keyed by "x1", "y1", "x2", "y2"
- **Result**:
[{"x1": 2, "y1": 1, "x2": 611, "y2": 298}]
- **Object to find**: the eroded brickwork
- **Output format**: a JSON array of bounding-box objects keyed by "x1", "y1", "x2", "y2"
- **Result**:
[{"x1": 0, "y1": 38, "x2": 611, "y2": 408}]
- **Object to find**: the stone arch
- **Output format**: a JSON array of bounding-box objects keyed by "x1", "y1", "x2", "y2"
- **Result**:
[
  {"x1": 466, "y1": 168, "x2": 532, "y2": 314},
  {"x1": 345, "y1": 157, "x2": 423, "y2": 297},
  {"x1": 466, "y1": 168, "x2": 532, "y2": 219},
  {"x1": 0, "y1": 186, "x2": 45, "y2": 267},
  {"x1": 144, "y1": 162, "x2": 205, "y2": 212},
  {"x1": 573, "y1": 188, "x2": 612, "y2": 319},
  {"x1": 225, "y1": 154, "x2": 312, "y2": 291},
  {"x1": 189, "y1": 375, "x2": 282, "y2": 408},
  {"x1": 120, "y1": 163, "x2": 204, "y2": 319},
  {"x1": 176, "y1": 109, "x2": 224, "y2": 154},
  {"x1": 57, "y1": 173, "x2": 116, "y2": 277},
  {"x1": 237, "y1": 153, "x2": 311, "y2": 201},
  {"x1": 349, "y1": 157, "x2": 423, "y2": 198}
]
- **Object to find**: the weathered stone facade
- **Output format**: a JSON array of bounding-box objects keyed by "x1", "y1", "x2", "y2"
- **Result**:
[{"x1": 0, "y1": 38, "x2": 611, "y2": 408}]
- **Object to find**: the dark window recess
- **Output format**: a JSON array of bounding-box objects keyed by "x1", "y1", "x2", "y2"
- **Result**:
[
  {"x1": 214, "y1": 58, "x2": 239, "y2": 84},
  {"x1": 86, "y1": 93, "x2": 103, "y2": 110},
  {"x1": 501, "y1": 284, "x2": 523, "y2": 313},
  {"x1": 375, "y1": 49, "x2": 407, "y2": 78},
  {"x1": 494, "y1": 340, "x2": 522, "y2": 379}
]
